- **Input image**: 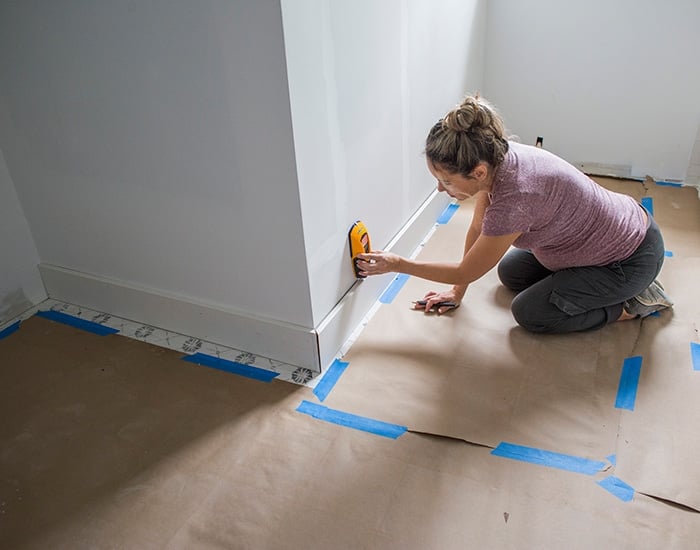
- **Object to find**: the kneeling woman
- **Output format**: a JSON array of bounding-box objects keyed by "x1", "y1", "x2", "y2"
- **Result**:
[{"x1": 356, "y1": 95, "x2": 672, "y2": 333}]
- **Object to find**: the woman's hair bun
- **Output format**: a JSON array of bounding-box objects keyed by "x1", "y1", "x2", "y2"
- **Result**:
[
  {"x1": 425, "y1": 93, "x2": 509, "y2": 174},
  {"x1": 442, "y1": 95, "x2": 494, "y2": 133}
]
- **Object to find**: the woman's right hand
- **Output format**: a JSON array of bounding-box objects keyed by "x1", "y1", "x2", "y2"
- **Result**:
[{"x1": 413, "y1": 288, "x2": 464, "y2": 315}]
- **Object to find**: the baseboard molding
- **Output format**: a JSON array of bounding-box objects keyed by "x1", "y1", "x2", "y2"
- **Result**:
[
  {"x1": 38, "y1": 263, "x2": 321, "y2": 371},
  {"x1": 38, "y1": 190, "x2": 450, "y2": 375},
  {"x1": 315, "y1": 189, "x2": 451, "y2": 371}
]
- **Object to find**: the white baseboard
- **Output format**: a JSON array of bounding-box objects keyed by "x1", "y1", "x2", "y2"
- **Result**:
[
  {"x1": 574, "y1": 162, "x2": 632, "y2": 179},
  {"x1": 38, "y1": 263, "x2": 321, "y2": 371},
  {"x1": 315, "y1": 190, "x2": 451, "y2": 371},
  {"x1": 38, "y1": 190, "x2": 449, "y2": 374}
]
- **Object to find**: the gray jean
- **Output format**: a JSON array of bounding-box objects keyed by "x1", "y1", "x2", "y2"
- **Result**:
[{"x1": 497, "y1": 214, "x2": 665, "y2": 333}]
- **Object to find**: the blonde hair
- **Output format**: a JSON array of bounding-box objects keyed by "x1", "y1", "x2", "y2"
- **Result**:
[{"x1": 425, "y1": 94, "x2": 509, "y2": 176}]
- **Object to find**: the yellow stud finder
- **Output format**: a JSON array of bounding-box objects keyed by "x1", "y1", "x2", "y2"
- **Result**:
[{"x1": 348, "y1": 220, "x2": 371, "y2": 278}]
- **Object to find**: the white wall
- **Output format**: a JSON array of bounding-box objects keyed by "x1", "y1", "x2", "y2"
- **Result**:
[
  {"x1": 483, "y1": 0, "x2": 700, "y2": 181},
  {"x1": 0, "y1": 0, "x2": 487, "y2": 370},
  {"x1": 0, "y1": 147, "x2": 46, "y2": 325},
  {"x1": 0, "y1": 2, "x2": 312, "y2": 327},
  {"x1": 282, "y1": 0, "x2": 487, "y2": 326}
]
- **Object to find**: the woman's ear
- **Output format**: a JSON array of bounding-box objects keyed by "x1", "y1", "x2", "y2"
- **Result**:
[{"x1": 473, "y1": 162, "x2": 490, "y2": 181}]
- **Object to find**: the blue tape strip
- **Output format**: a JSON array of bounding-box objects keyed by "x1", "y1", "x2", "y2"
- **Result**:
[
  {"x1": 615, "y1": 356, "x2": 643, "y2": 410},
  {"x1": 296, "y1": 400, "x2": 407, "y2": 439},
  {"x1": 691, "y1": 342, "x2": 700, "y2": 372},
  {"x1": 313, "y1": 359, "x2": 349, "y2": 402},
  {"x1": 655, "y1": 180, "x2": 683, "y2": 187},
  {"x1": 437, "y1": 203, "x2": 459, "y2": 224},
  {"x1": 491, "y1": 442, "x2": 606, "y2": 475},
  {"x1": 641, "y1": 197, "x2": 654, "y2": 216},
  {"x1": 664, "y1": 250, "x2": 674, "y2": 257},
  {"x1": 182, "y1": 352, "x2": 278, "y2": 382},
  {"x1": 597, "y1": 476, "x2": 635, "y2": 502},
  {"x1": 36, "y1": 310, "x2": 118, "y2": 336},
  {"x1": 607, "y1": 454, "x2": 617, "y2": 466},
  {"x1": 0, "y1": 321, "x2": 21, "y2": 341},
  {"x1": 379, "y1": 274, "x2": 410, "y2": 304}
]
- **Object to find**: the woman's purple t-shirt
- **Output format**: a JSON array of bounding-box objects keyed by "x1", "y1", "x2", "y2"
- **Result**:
[{"x1": 482, "y1": 142, "x2": 647, "y2": 271}]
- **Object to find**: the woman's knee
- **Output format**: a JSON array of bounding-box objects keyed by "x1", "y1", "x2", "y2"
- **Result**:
[
  {"x1": 498, "y1": 249, "x2": 550, "y2": 292},
  {"x1": 497, "y1": 260, "x2": 516, "y2": 290},
  {"x1": 498, "y1": 255, "x2": 526, "y2": 291},
  {"x1": 511, "y1": 293, "x2": 555, "y2": 333}
]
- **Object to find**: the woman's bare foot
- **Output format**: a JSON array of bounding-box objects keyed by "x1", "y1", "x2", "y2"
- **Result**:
[{"x1": 617, "y1": 309, "x2": 637, "y2": 321}]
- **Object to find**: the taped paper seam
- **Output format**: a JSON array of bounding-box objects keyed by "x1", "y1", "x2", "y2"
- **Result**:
[{"x1": 300, "y1": 179, "x2": 700, "y2": 512}]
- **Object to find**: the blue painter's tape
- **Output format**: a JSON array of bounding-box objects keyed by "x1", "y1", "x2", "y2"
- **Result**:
[
  {"x1": 691, "y1": 342, "x2": 700, "y2": 372},
  {"x1": 597, "y1": 476, "x2": 635, "y2": 502},
  {"x1": 36, "y1": 310, "x2": 118, "y2": 336},
  {"x1": 615, "y1": 356, "x2": 643, "y2": 410},
  {"x1": 664, "y1": 250, "x2": 673, "y2": 257},
  {"x1": 607, "y1": 454, "x2": 617, "y2": 466},
  {"x1": 0, "y1": 321, "x2": 21, "y2": 341},
  {"x1": 313, "y1": 359, "x2": 349, "y2": 402},
  {"x1": 641, "y1": 197, "x2": 654, "y2": 216},
  {"x1": 655, "y1": 180, "x2": 683, "y2": 187},
  {"x1": 183, "y1": 352, "x2": 278, "y2": 382},
  {"x1": 296, "y1": 400, "x2": 407, "y2": 439},
  {"x1": 491, "y1": 442, "x2": 606, "y2": 475},
  {"x1": 437, "y1": 203, "x2": 459, "y2": 224},
  {"x1": 379, "y1": 273, "x2": 410, "y2": 304}
]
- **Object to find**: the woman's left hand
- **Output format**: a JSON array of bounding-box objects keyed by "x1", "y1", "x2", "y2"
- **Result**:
[{"x1": 356, "y1": 251, "x2": 402, "y2": 276}]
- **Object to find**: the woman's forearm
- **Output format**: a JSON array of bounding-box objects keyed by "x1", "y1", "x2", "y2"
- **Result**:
[
  {"x1": 451, "y1": 224, "x2": 481, "y2": 295},
  {"x1": 397, "y1": 258, "x2": 472, "y2": 286},
  {"x1": 397, "y1": 231, "x2": 519, "y2": 285},
  {"x1": 357, "y1": 231, "x2": 519, "y2": 283}
]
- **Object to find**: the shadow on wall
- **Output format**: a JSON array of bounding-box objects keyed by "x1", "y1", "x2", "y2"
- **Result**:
[{"x1": 0, "y1": 288, "x2": 33, "y2": 326}]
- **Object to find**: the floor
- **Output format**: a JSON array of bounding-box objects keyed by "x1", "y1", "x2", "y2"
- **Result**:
[{"x1": 1, "y1": 178, "x2": 699, "y2": 549}]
